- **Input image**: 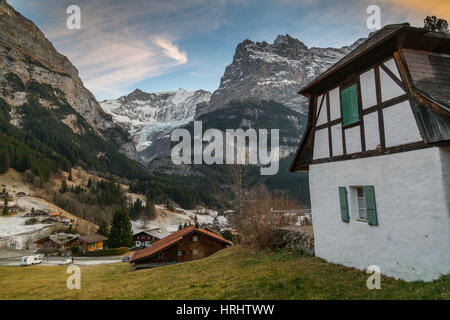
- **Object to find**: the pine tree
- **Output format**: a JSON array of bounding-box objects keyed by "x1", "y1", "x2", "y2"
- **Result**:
[
  {"x1": 97, "y1": 220, "x2": 109, "y2": 237},
  {"x1": 87, "y1": 178, "x2": 92, "y2": 188},
  {"x1": 2, "y1": 198, "x2": 9, "y2": 215},
  {"x1": 194, "y1": 215, "x2": 199, "y2": 227},
  {"x1": 68, "y1": 171, "x2": 73, "y2": 181},
  {"x1": 107, "y1": 209, "x2": 133, "y2": 248},
  {"x1": 178, "y1": 223, "x2": 182, "y2": 230},
  {"x1": 59, "y1": 179, "x2": 68, "y2": 193}
]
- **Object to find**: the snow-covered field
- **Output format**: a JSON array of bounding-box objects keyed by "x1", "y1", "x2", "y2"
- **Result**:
[
  {"x1": 0, "y1": 215, "x2": 48, "y2": 238},
  {"x1": 132, "y1": 205, "x2": 229, "y2": 236}
]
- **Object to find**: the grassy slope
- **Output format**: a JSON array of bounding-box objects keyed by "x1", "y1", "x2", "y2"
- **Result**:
[{"x1": 0, "y1": 246, "x2": 448, "y2": 300}]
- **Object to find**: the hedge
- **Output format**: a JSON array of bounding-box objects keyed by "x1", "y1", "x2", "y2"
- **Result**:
[{"x1": 76, "y1": 247, "x2": 128, "y2": 257}]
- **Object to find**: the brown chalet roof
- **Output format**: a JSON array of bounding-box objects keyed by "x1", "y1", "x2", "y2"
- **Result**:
[
  {"x1": 130, "y1": 226, "x2": 232, "y2": 263},
  {"x1": 78, "y1": 234, "x2": 107, "y2": 244}
]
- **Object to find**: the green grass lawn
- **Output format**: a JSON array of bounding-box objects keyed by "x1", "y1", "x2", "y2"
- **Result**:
[{"x1": 0, "y1": 246, "x2": 448, "y2": 300}]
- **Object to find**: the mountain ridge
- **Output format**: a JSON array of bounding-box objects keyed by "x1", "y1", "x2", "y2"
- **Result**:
[
  {"x1": 196, "y1": 33, "x2": 365, "y2": 117},
  {"x1": 101, "y1": 88, "x2": 211, "y2": 154}
]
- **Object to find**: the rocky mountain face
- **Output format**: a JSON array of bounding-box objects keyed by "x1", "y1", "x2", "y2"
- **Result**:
[
  {"x1": 197, "y1": 34, "x2": 364, "y2": 117},
  {"x1": 0, "y1": 1, "x2": 139, "y2": 160},
  {"x1": 101, "y1": 88, "x2": 211, "y2": 155},
  {"x1": 103, "y1": 34, "x2": 364, "y2": 165}
]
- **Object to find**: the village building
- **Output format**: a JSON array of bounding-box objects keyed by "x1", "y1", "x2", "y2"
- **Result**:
[
  {"x1": 133, "y1": 229, "x2": 168, "y2": 247},
  {"x1": 130, "y1": 226, "x2": 232, "y2": 270},
  {"x1": 78, "y1": 234, "x2": 107, "y2": 252},
  {"x1": 34, "y1": 233, "x2": 80, "y2": 252},
  {"x1": 289, "y1": 23, "x2": 449, "y2": 281}
]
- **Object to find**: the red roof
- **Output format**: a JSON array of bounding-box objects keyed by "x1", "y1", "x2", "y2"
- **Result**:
[{"x1": 130, "y1": 226, "x2": 232, "y2": 263}]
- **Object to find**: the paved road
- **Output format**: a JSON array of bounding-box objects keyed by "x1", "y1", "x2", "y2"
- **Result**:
[{"x1": 0, "y1": 255, "x2": 127, "y2": 266}]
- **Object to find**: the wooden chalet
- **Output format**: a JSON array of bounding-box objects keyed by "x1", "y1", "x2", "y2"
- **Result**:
[
  {"x1": 289, "y1": 23, "x2": 449, "y2": 282},
  {"x1": 130, "y1": 226, "x2": 232, "y2": 269},
  {"x1": 34, "y1": 233, "x2": 79, "y2": 251},
  {"x1": 133, "y1": 229, "x2": 168, "y2": 248},
  {"x1": 78, "y1": 234, "x2": 107, "y2": 252}
]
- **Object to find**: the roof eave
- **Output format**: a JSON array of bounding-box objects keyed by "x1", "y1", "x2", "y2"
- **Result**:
[{"x1": 298, "y1": 25, "x2": 412, "y2": 95}]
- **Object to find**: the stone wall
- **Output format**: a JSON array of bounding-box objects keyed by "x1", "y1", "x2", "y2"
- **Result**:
[{"x1": 280, "y1": 229, "x2": 314, "y2": 256}]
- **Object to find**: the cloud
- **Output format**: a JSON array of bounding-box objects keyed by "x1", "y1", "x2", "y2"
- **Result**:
[
  {"x1": 9, "y1": 0, "x2": 226, "y2": 99},
  {"x1": 153, "y1": 37, "x2": 188, "y2": 65}
]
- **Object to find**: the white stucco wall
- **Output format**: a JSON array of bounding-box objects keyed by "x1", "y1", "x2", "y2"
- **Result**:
[
  {"x1": 316, "y1": 95, "x2": 328, "y2": 126},
  {"x1": 331, "y1": 124, "x2": 343, "y2": 156},
  {"x1": 384, "y1": 58, "x2": 401, "y2": 79},
  {"x1": 344, "y1": 126, "x2": 362, "y2": 154},
  {"x1": 329, "y1": 87, "x2": 341, "y2": 121},
  {"x1": 363, "y1": 112, "x2": 380, "y2": 150},
  {"x1": 383, "y1": 101, "x2": 422, "y2": 147},
  {"x1": 309, "y1": 147, "x2": 450, "y2": 282},
  {"x1": 360, "y1": 68, "x2": 377, "y2": 109},
  {"x1": 380, "y1": 66, "x2": 404, "y2": 102},
  {"x1": 313, "y1": 128, "x2": 329, "y2": 160}
]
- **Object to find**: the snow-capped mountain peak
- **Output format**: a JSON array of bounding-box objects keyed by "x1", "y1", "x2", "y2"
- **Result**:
[{"x1": 101, "y1": 88, "x2": 211, "y2": 152}]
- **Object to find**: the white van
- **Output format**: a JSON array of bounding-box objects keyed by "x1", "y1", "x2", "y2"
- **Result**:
[
  {"x1": 31, "y1": 255, "x2": 42, "y2": 264},
  {"x1": 20, "y1": 255, "x2": 42, "y2": 266},
  {"x1": 20, "y1": 256, "x2": 33, "y2": 266}
]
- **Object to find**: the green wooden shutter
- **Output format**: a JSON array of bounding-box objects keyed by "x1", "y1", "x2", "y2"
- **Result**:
[
  {"x1": 364, "y1": 186, "x2": 378, "y2": 226},
  {"x1": 338, "y1": 187, "x2": 350, "y2": 223},
  {"x1": 341, "y1": 84, "x2": 359, "y2": 126}
]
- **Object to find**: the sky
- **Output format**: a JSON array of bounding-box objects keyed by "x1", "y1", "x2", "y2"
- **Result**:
[{"x1": 7, "y1": 0, "x2": 450, "y2": 101}]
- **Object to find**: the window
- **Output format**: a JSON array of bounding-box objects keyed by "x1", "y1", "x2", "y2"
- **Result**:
[
  {"x1": 339, "y1": 186, "x2": 378, "y2": 226},
  {"x1": 192, "y1": 236, "x2": 198, "y2": 242},
  {"x1": 356, "y1": 187, "x2": 367, "y2": 220},
  {"x1": 177, "y1": 251, "x2": 183, "y2": 256},
  {"x1": 192, "y1": 249, "x2": 199, "y2": 255},
  {"x1": 341, "y1": 84, "x2": 360, "y2": 126}
]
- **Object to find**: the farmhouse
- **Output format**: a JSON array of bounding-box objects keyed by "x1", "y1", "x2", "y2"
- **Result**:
[
  {"x1": 130, "y1": 226, "x2": 232, "y2": 269},
  {"x1": 290, "y1": 23, "x2": 450, "y2": 281}
]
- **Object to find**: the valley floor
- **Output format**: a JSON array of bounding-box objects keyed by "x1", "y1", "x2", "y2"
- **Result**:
[{"x1": 0, "y1": 246, "x2": 447, "y2": 300}]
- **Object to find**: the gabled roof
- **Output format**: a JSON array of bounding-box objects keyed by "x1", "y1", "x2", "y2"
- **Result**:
[
  {"x1": 130, "y1": 226, "x2": 232, "y2": 263},
  {"x1": 78, "y1": 234, "x2": 107, "y2": 244},
  {"x1": 299, "y1": 23, "x2": 450, "y2": 96},
  {"x1": 290, "y1": 24, "x2": 450, "y2": 172},
  {"x1": 134, "y1": 229, "x2": 170, "y2": 239},
  {"x1": 299, "y1": 23, "x2": 410, "y2": 95},
  {"x1": 34, "y1": 233, "x2": 79, "y2": 245}
]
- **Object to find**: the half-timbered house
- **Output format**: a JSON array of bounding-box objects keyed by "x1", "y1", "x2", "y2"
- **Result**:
[{"x1": 290, "y1": 23, "x2": 450, "y2": 281}]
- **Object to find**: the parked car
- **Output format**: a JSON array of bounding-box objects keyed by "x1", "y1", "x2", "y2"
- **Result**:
[
  {"x1": 122, "y1": 256, "x2": 130, "y2": 263},
  {"x1": 59, "y1": 258, "x2": 73, "y2": 265}
]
